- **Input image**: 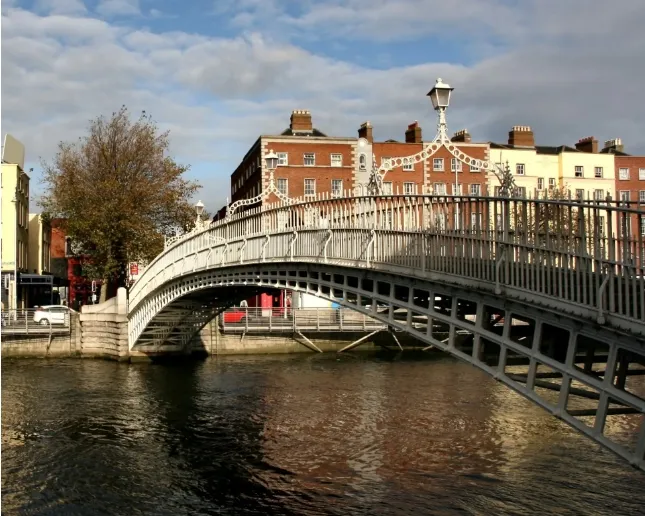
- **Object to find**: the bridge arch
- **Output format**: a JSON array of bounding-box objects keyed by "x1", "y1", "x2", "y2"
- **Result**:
[{"x1": 127, "y1": 194, "x2": 645, "y2": 471}]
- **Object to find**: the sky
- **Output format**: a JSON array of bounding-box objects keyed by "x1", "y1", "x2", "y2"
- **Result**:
[{"x1": 2, "y1": 0, "x2": 644, "y2": 212}]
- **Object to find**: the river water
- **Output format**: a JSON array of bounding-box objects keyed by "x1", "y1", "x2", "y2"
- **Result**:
[{"x1": 2, "y1": 353, "x2": 644, "y2": 515}]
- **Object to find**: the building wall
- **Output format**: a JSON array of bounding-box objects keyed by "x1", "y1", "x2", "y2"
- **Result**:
[
  {"x1": 28, "y1": 214, "x2": 52, "y2": 274},
  {"x1": 560, "y1": 150, "x2": 615, "y2": 200},
  {"x1": 614, "y1": 155, "x2": 645, "y2": 245},
  {"x1": 488, "y1": 147, "x2": 560, "y2": 197},
  {"x1": 261, "y1": 136, "x2": 357, "y2": 199},
  {"x1": 1, "y1": 164, "x2": 30, "y2": 273}
]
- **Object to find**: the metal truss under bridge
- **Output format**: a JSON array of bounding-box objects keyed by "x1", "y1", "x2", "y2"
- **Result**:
[{"x1": 128, "y1": 193, "x2": 645, "y2": 471}]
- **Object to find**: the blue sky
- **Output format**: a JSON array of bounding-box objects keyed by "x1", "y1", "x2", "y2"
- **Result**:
[{"x1": 2, "y1": 0, "x2": 644, "y2": 212}]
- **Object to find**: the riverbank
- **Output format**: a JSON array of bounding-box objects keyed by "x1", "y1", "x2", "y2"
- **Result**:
[{"x1": 1, "y1": 317, "x2": 423, "y2": 360}]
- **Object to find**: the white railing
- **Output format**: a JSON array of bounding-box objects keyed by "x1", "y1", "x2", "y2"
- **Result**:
[
  {"x1": 129, "y1": 194, "x2": 645, "y2": 334},
  {"x1": 219, "y1": 307, "x2": 386, "y2": 333}
]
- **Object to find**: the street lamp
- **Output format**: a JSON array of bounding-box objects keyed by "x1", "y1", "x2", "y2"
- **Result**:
[
  {"x1": 195, "y1": 200, "x2": 204, "y2": 230},
  {"x1": 265, "y1": 149, "x2": 279, "y2": 175},
  {"x1": 428, "y1": 78, "x2": 460, "y2": 226}
]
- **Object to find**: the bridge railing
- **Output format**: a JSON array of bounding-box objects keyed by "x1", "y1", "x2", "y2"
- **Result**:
[
  {"x1": 129, "y1": 194, "x2": 645, "y2": 335},
  {"x1": 219, "y1": 306, "x2": 386, "y2": 333}
]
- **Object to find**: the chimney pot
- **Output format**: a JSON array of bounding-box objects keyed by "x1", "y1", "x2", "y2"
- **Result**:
[
  {"x1": 405, "y1": 121, "x2": 423, "y2": 143},
  {"x1": 290, "y1": 110, "x2": 313, "y2": 133},
  {"x1": 575, "y1": 136, "x2": 598, "y2": 153},
  {"x1": 603, "y1": 138, "x2": 624, "y2": 153},
  {"x1": 451, "y1": 129, "x2": 471, "y2": 143},
  {"x1": 508, "y1": 125, "x2": 535, "y2": 147},
  {"x1": 358, "y1": 121, "x2": 373, "y2": 143}
]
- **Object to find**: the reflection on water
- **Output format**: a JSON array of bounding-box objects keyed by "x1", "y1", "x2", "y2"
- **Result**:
[{"x1": 2, "y1": 353, "x2": 644, "y2": 515}]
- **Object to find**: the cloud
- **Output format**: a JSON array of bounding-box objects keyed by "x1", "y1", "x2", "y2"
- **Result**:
[
  {"x1": 96, "y1": 0, "x2": 140, "y2": 17},
  {"x1": 34, "y1": 0, "x2": 87, "y2": 15},
  {"x1": 2, "y1": 2, "x2": 645, "y2": 212}
]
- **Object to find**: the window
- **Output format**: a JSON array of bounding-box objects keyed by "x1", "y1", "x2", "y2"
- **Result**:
[
  {"x1": 331, "y1": 154, "x2": 342, "y2": 167},
  {"x1": 537, "y1": 178, "x2": 544, "y2": 190},
  {"x1": 331, "y1": 179, "x2": 343, "y2": 197},
  {"x1": 622, "y1": 217, "x2": 632, "y2": 237},
  {"x1": 469, "y1": 184, "x2": 481, "y2": 196},
  {"x1": 435, "y1": 213, "x2": 446, "y2": 230},
  {"x1": 574, "y1": 166, "x2": 584, "y2": 178},
  {"x1": 513, "y1": 187, "x2": 527, "y2": 198},
  {"x1": 620, "y1": 191, "x2": 630, "y2": 201},
  {"x1": 640, "y1": 168, "x2": 645, "y2": 180},
  {"x1": 470, "y1": 163, "x2": 480, "y2": 172},
  {"x1": 403, "y1": 182, "x2": 416, "y2": 195},
  {"x1": 640, "y1": 190, "x2": 645, "y2": 203},
  {"x1": 433, "y1": 158, "x2": 444, "y2": 171},
  {"x1": 471, "y1": 213, "x2": 482, "y2": 228},
  {"x1": 433, "y1": 183, "x2": 446, "y2": 195},
  {"x1": 382, "y1": 182, "x2": 393, "y2": 194},
  {"x1": 452, "y1": 184, "x2": 462, "y2": 195},
  {"x1": 277, "y1": 178, "x2": 288, "y2": 196},
  {"x1": 403, "y1": 158, "x2": 413, "y2": 171},
  {"x1": 619, "y1": 167, "x2": 630, "y2": 180},
  {"x1": 594, "y1": 189, "x2": 604, "y2": 201},
  {"x1": 594, "y1": 167, "x2": 603, "y2": 178},
  {"x1": 575, "y1": 189, "x2": 584, "y2": 200},
  {"x1": 598, "y1": 216, "x2": 606, "y2": 237},
  {"x1": 641, "y1": 215, "x2": 645, "y2": 237},
  {"x1": 359, "y1": 153, "x2": 366, "y2": 170},
  {"x1": 304, "y1": 178, "x2": 316, "y2": 197},
  {"x1": 548, "y1": 178, "x2": 556, "y2": 189},
  {"x1": 516, "y1": 163, "x2": 525, "y2": 176},
  {"x1": 451, "y1": 158, "x2": 462, "y2": 172},
  {"x1": 277, "y1": 152, "x2": 288, "y2": 166},
  {"x1": 304, "y1": 153, "x2": 315, "y2": 166}
]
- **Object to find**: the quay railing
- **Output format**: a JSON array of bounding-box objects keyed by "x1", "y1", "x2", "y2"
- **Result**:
[
  {"x1": 1, "y1": 308, "x2": 74, "y2": 335},
  {"x1": 219, "y1": 307, "x2": 386, "y2": 333},
  {"x1": 129, "y1": 194, "x2": 645, "y2": 339}
]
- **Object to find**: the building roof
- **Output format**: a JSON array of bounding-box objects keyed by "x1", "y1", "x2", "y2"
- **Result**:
[
  {"x1": 280, "y1": 127, "x2": 329, "y2": 137},
  {"x1": 490, "y1": 142, "x2": 582, "y2": 155},
  {"x1": 599, "y1": 147, "x2": 631, "y2": 156}
]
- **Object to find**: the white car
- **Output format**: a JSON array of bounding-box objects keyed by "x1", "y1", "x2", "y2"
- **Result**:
[{"x1": 33, "y1": 305, "x2": 71, "y2": 326}]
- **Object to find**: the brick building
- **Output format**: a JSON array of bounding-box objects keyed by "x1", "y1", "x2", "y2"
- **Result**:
[
  {"x1": 225, "y1": 110, "x2": 493, "y2": 310},
  {"x1": 601, "y1": 138, "x2": 645, "y2": 241},
  {"x1": 230, "y1": 111, "x2": 491, "y2": 207}
]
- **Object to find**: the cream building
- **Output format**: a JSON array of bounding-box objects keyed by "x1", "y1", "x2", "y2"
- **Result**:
[
  {"x1": 1, "y1": 134, "x2": 30, "y2": 310},
  {"x1": 489, "y1": 127, "x2": 615, "y2": 200},
  {"x1": 28, "y1": 213, "x2": 52, "y2": 275}
]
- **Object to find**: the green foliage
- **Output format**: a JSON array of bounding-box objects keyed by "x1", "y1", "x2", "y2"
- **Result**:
[{"x1": 40, "y1": 106, "x2": 200, "y2": 299}]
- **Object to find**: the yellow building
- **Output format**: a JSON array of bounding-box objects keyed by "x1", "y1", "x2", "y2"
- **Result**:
[
  {"x1": 28, "y1": 213, "x2": 52, "y2": 275},
  {"x1": 1, "y1": 134, "x2": 30, "y2": 310},
  {"x1": 489, "y1": 127, "x2": 615, "y2": 200}
]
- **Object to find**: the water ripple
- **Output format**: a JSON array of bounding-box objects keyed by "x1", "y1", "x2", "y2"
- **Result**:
[{"x1": 2, "y1": 354, "x2": 644, "y2": 515}]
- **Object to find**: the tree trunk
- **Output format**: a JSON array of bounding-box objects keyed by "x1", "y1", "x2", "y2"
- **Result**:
[{"x1": 99, "y1": 278, "x2": 109, "y2": 303}]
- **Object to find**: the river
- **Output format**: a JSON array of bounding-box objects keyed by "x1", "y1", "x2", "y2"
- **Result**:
[{"x1": 2, "y1": 352, "x2": 644, "y2": 515}]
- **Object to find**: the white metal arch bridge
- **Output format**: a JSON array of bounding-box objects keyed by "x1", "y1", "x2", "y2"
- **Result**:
[{"x1": 127, "y1": 193, "x2": 645, "y2": 471}]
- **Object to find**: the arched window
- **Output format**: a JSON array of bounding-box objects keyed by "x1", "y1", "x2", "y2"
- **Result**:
[{"x1": 359, "y1": 154, "x2": 367, "y2": 170}]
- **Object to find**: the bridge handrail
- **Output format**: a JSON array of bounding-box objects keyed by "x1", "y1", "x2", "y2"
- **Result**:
[{"x1": 130, "y1": 194, "x2": 645, "y2": 335}]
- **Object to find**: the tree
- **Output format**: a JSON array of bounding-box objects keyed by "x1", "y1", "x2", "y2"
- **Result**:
[{"x1": 41, "y1": 106, "x2": 200, "y2": 302}]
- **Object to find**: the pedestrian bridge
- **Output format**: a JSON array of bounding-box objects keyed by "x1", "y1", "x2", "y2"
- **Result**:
[{"x1": 127, "y1": 193, "x2": 645, "y2": 470}]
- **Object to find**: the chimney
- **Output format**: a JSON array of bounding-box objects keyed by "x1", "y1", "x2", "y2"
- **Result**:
[
  {"x1": 405, "y1": 121, "x2": 423, "y2": 143},
  {"x1": 358, "y1": 121, "x2": 373, "y2": 143},
  {"x1": 508, "y1": 125, "x2": 535, "y2": 148},
  {"x1": 575, "y1": 136, "x2": 598, "y2": 153},
  {"x1": 451, "y1": 129, "x2": 472, "y2": 143},
  {"x1": 290, "y1": 110, "x2": 312, "y2": 133},
  {"x1": 603, "y1": 138, "x2": 624, "y2": 153}
]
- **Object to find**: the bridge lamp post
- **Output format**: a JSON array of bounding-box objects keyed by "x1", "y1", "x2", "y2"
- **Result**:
[
  {"x1": 428, "y1": 78, "x2": 461, "y2": 227},
  {"x1": 194, "y1": 200, "x2": 205, "y2": 230},
  {"x1": 265, "y1": 149, "x2": 279, "y2": 179}
]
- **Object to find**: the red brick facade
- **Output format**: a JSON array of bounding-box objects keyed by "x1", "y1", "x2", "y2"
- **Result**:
[
  {"x1": 614, "y1": 155, "x2": 645, "y2": 239},
  {"x1": 228, "y1": 112, "x2": 493, "y2": 207}
]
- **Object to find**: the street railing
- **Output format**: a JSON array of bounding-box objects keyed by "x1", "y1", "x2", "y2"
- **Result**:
[
  {"x1": 1, "y1": 309, "x2": 74, "y2": 335},
  {"x1": 129, "y1": 194, "x2": 645, "y2": 341},
  {"x1": 220, "y1": 307, "x2": 386, "y2": 333}
]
